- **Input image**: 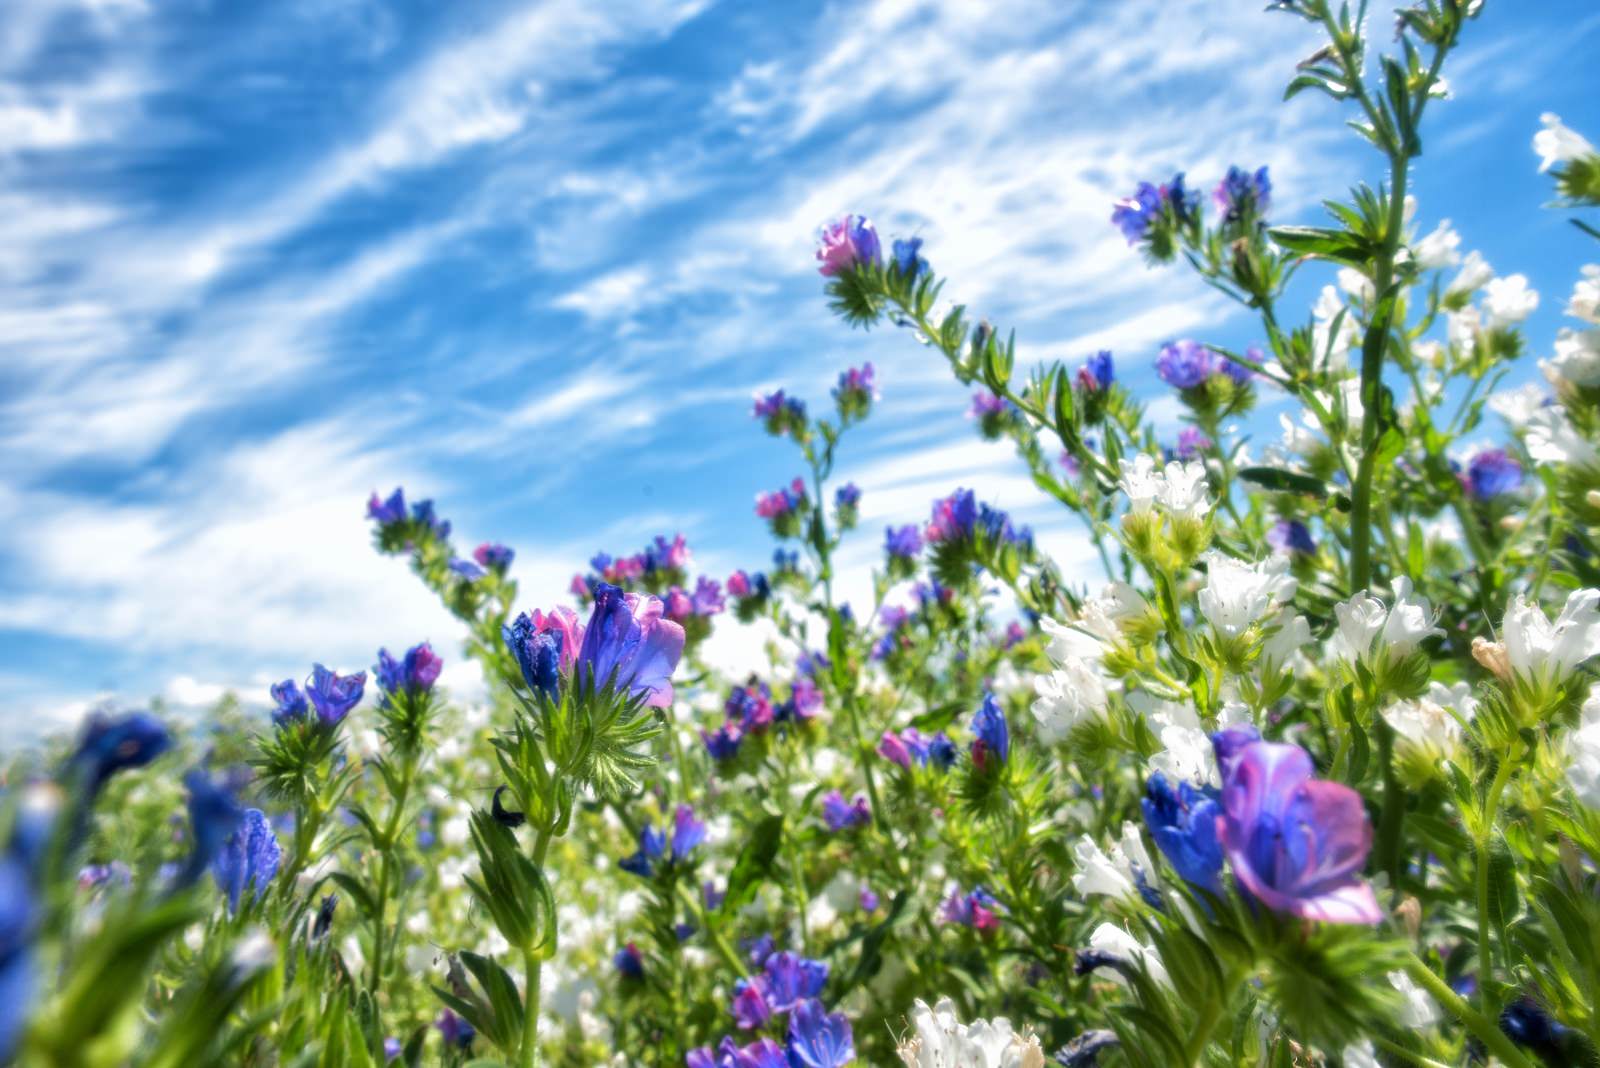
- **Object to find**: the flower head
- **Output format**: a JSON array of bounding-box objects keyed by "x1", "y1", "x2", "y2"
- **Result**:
[
  {"x1": 435, "y1": 1008, "x2": 474, "y2": 1050},
  {"x1": 366, "y1": 487, "x2": 406, "y2": 524},
  {"x1": 671, "y1": 804, "x2": 707, "y2": 862},
  {"x1": 893, "y1": 236, "x2": 928, "y2": 280},
  {"x1": 180, "y1": 770, "x2": 243, "y2": 888},
  {"x1": 574, "y1": 583, "x2": 686, "y2": 706},
  {"x1": 269, "y1": 680, "x2": 309, "y2": 726},
  {"x1": 1213, "y1": 728, "x2": 1381, "y2": 923},
  {"x1": 1534, "y1": 112, "x2": 1596, "y2": 173},
  {"x1": 1196, "y1": 552, "x2": 1296, "y2": 640},
  {"x1": 1266, "y1": 519, "x2": 1316, "y2": 556},
  {"x1": 212, "y1": 808, "x2": 281, "y2": 914},
  {"x1": 816, "y1": 214, "x2": 881, "y2": 276},
  {"x1": 1331, "y1": 579, "x2": 1442, "y2": 669},
  {"x1": 1499, "y1": 589, "x2": 1600, "y2": 693},
  {"x1": 375, "y1": 642, "x2": 443, "y2": 698},
  {"x1": 1079, "y1": 350, "x2": 1114, "y2": 392},
  {"x1": 72, "y1": 712, "x2": 172, "y2": 793},
  {"x1": 1213, "y1": 165, "x2": 1271, "y2": 222},
  {"x1": 305, "y1": 665, "x2": 366, "y2": 727},
  {"x1": 970, "y1": 693, "x2": 1009, "y2": 769},
  {"x1": 1465, "y1": 449, "x2": 1524, "y2": 500},
  {"x1": 614, "y1": 942, "x2": 644, "y2": 979},
  {"x1": 474, "y1": 542, "x2": 514, "y2": 570},
  {"x1": 941, "y1": 887, "x2": 1001, "y2": 932},
  {"x1": 820, "y1": 791, "x2": 870, "y2": 832},
  {"x1": 1111, "y1": 182, "x2": 1163, "y2": 243},
  {"x1": 1141, "y1": 773, "x2": 1224, "y2": 896},
  {"x1": 0, "y1": 856, "x2": 36, "y2": 1062},
  {"x1": 885, "y1": 524, "x2": 923, "y2": 560},
  {"x1": 618, "y1": 823, "x2": 668, "y2": 878},
  {"x1": 786, "y1": 999, "x2": 855, "y2": 1068},
  {"x1": 1156, "y1": 339, "x2": 1217, "y2": 390},
  {"x1": 896, "y1": 997, "x2": 1045, "y2": 1068}
]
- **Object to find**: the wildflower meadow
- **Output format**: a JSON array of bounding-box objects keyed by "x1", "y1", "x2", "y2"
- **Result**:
[{"x1": 7, "y1": 2, "x2": 1600, "y2": 1066}]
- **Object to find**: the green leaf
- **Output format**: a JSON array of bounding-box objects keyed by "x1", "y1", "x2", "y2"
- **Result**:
[
  {"x1": 723, "y1": 814, "x2": 783, "y2": 912},
  {"x1": 1238, "y1": 466, "x2": 1330, "y2": 498},
  {"x1": 1267, "y1": 225, "x2": 1372, "y2": 265}
]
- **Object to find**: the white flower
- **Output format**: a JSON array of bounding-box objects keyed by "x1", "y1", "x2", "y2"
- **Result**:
[
  {"x1": 1568, "y1": 265, "x2": 1600, "y2": 324},
  {"x1": 1197, "y1": 552, "x2": 1296, "y2": 639},
  {"x1": 1546, "y1": 327, "x2": 1600, "y2": 387},
  {"x1": 1338, "y1": 267, "x2": 1375, "y2": 301},
  {"x1": 1312, "y1": 285, "x2": 1357, "y2": 370},
  {"x1": 1411, "y1": 219, "x2": 1461, "y2": 269},
  {"x1": 1278, "y1": 412, "x2": 1322, "y2": 458},
  {"x1": 1584, "y1": 683, "x2": 1600, "y2": 727},
  {"x1": 1032, "y1": 661, "x2": 1109, "y2": 741},
  {"x1": 897, "y1": 997, "x2": 1045, "y2": 1068},
  {"x1": 1447, "y1": 306, "x2": 1481, "y2": 351},
  {"x1": 1389, "y1": 970, "x2": 1439, "y2": 1028},
  {"x1": 1446, "y1": 250, "x2": 1493, "y2": 295},
  {"x1": 1383, "y1": 681, "x2": 1477, "y2": 761},
  {"x1": 1149, "y1": 720, "x2": 1218, "y2": 787},
  {"x1": 1120, "y1": 458, "x2": 1213, "y2": 519},
  {"x1": 1118, "y1": 454, "x2": 1163, "y2": 513},
  {"x1": 1070, "y1": 823, "x2": 1152, "y2": 902},
  {"x1": 1260, "y1": 608, "x2": 1312, "y2": 673},
  {"x1": 1076, "y1": 582, "x2": 1145, "y2": 641},
  {"x1": 1483, "y1": 274, "x2": 1539, "y2": 326},
  {"x1": 1569, "y1": 721, "x2": 1600, "y2": 809},
  {"x1": 1087, "y1": 923, "x2": 1170, "y2": 988},
  {"x1": 1534, "y1": 112, "x2": 1596, "y2": 173},
  {"x1": 1501, "y1": 589, "x2": 1600, "y2": 690},
  {"x1": 1343, "y1": 1040, "x2": 1381, "y2": 1068},
  {"x1": 1523, "y1": 406, "x2": 1600, "y2": 469},
  {"x1": 1488, "y1": 383, "x2": 1549, "y2": 430},
  {"x1": 1332, "y1": 578, "x2": 1443, "y2": 665}
]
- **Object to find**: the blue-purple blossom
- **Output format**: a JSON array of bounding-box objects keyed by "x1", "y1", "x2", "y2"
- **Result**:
[
  {"x1": 0, "y1": 856, "x2": 34, "y2": 1063},
  {"x1": 435, "y1": 1008, "x2": 474, "y2": 1050},
  {"x1": 366, "y1": 487, "x2": 406, "y2": 524},
  {"x1": 1079, "y1": 350, "x2": 1115, "y2": 391},
  {"x1": 1176, "y1": 426, "x2": 1212, "y2": 461},
  {"x1": 672, "y1": 804, "x2": 707, "y2": 862},
  {"x1": 1111, "y1": 182, "x2": 1164, "y2": 243},
  {"x1": 1156, "y1": 339, "x2": 1216, "y2": 389},
  {"x1": 941, "y1": 886, "x2": 1001, "y2": 931},
  {"x1": 816, "y1": 215, "x2": 881, "y2": 276},
  {"x1": 1500, "y1": 997, "x2": 1569, "y2": 1058},
  {"x1": 926, "y1": 489, "x2": 978, "y2": 543},
  {"x1": 449, "y1": 557, "x2": 485, "y2": 580},
  {"x1": 269, "y1": 680, "x2": 308, "y2": 727},
  {"x1": 1141, "y1": 773, "x2": 1224, "y2": 896},
  {"x1": 575, "y1": 582, "x2": 686, "y2": 707},
  {"x1": 692, "y1": 576, "x2": 726, "y2": 617},
  {"x1": 72, "y1": 712, "x2": 172, "y2": 793},
  {"x1": 1267, "y1": 519, "x2": 1317, "y2": 556},
  {"x1": 701, "y1": 723, "x2": 742, "y2": 761},
  {"x1": 212, "y1": 808, "x2": 281, "y2": 914},
  {"x1": 619, "y1": 823, "x2": 668, "y2": 878},
  {"x1": 474, "y1": 542, "x2": 514, "y2": 570},
  {"x1": 884, "y1": 524, "x2": 923, "y2": 559},
  {"x1": 834, "y1": 483, "x2": 861, "y2": 509},
  {"x1": 892, "y1": 236, "x2": 927, "y2": 280},
  {"x1": 614, "y1": 942, "x2": 644, "y2": 979},
  {"x1": 786, "y1": 999, "x2": 855, "y2": 1068},
  {"x1": 1466, "y1": 449, "x2": 1524, "y2": 500},
  {"x1": 305, "y1": 665, "x2": 366, "y2": 727},
  {"x1": 820, "y1": 790, "x2": 870, "y2": 832},
  {"x1": 179, "y1": 770, "x2": 243, "y2": 888},
  {"x1": 760, "y1": 951, "x2": 828, "y2": 1012},
  {"x1": 1213, "y1": 727, "x2": 1381, "y2": 924},
  {"x1": 731, "y1": 981, "x2": 772, "y2": 1029},
  {"x1": 409, "y1": 499, "x2": 450, "y2": 539},
  {"x1": 1213, "y1": 165, "x2": 1271, "y2": 221},
  {"x1": 970, "y1": 692, "x2": 1009, "y2": 769},
  {"x1": 375, "y1": 642, "x2": 443, "y2": 698}
]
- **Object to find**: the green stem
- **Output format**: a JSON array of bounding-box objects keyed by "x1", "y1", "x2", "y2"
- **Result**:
[
  {"x1": 1183, "y1": 994, "x2": 1224, "y2": 1067},
  {"x1": 520, "y1": 824, "x2": 553, "y2": 1068},
  {"x1": 675, "y1": 881, "x2": 747, "y2": 979},
  {"x1": 1402, "y1": 953, "x2": 1535, "y2": 1068},
  {"x1": 1475, "y1": 750, "x2": 1515, "y2": 1017}
]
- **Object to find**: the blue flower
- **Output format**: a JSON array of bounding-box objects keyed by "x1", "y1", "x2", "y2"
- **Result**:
[
  {"x1": 927, "y1": 732, "x2": 958, "y2": 769},
  {"x1": 619, "y1": 824, "x2": 668, "y2": 878},
  {"x1": 409, "y1": 499, "x2": 450, "y2": 539},
  {"x1": 701, "y1": 723, "x2": 742, "y2": 761},
  {"x1": 761, "y1": 951, "x2": 828, "y2": 1012},
  {"x1": 1156, "y1": 339, "x2": 1216, "y2": 390},
  {"x1": 892, "y1": 236, "x2": 927, "y2": 280},
  {"x1": 970, "y1": 693, "x2": 1009, "y2": 769},
  {"x1": 614, "y1": 942, "x2": 645, "y2": 979},
  {"x1": 1500, "y1": 997, "x2": 1568, "y2": 1057},
  {"x1": 473, "y1": 542, "x2": 514, "y2": 570},
  {"x1": 1079, "y1": 350, "x2": 1115, "y2": 391},
  {"x1": 820, "y1": 791, "x2": 870, "y2": 832},
  {"x1": 1111, "y1": 182, "x2": 1164, "y2": 243},
  {"x1": 366, "y1": 487, "x2": 406, "y2": 524},
  {"x1": 1466, "y1": 449, "x2": 1524, "y2": 500},
  {"x1": 785, "y1": 998, "x2": 854, "y2": 1067},
  {"x1": 305, "y1": 665, "x2": 365, "y2": 727},
  {"x1": 834, "y1": 483, "x2": 861, "y2": 509},
  {"x1": 1267, "y1": 519, "x2": 1317, "y2": 556},
  {"x1": 0, "y1": 856, "x2": 35, "y2": 1063},
  {"x1": 1141, "y1": 773, "x2": 1225, "y2": 896},
  {"x1": 375, "y1": 642, "x2": 443, "y2": 698},
  {"x1": 179, "y1": 770, "x2": 243, "y2": 888},
  {"x1": 671, "y1": 804, "x2": 707, "y2": 863},
  {"x1": 449, "y1": 557, "x2": 485, "y2": 580},
  {"x1": 884, "y1": 524, "x2": 922, "y2": 560},
  {"x1": 575, "y1": 582, "x2": 686, "y2": 708},
  {"x1": 269, "y1": 680, "x2": 309, "y2": 727},
  {"x1": 1212, "y1": 165, "x2": 1271, "y2": 222},
  {"x1": 212, "y1": 808, "x2": 281, "y2": 914},
  {"x1": 72, "y1": 712, "x2": 171, "y2": 794},
  {"x1": 435, "y1": 1008, "x2": 474, "y2": 1050}
]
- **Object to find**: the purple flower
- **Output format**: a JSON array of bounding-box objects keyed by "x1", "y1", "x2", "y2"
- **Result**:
[
  {"x1": 816, "y1": 214, "x2": 881, "y2": 276},
  {"x1": 366, "y1": 487, "x2": 406, "y2": 524},
  {"x1": 970, "y1": 390, "x2": 1008, "y2": 418},
  {"x1": 761, "y1": 951, "x2": 828, "y2": 1011},
  {"x1": 834, "y1": 483, "x2": 861, "y2": 509},
  {"x1": 1213, "y1": 165, "x2": 1271, "y2": 221},
  {"x1": 884, "y1": 524, "x2": 922, "y2": 560},
  {"x1": 727, "y1": 683, "x2": 774, "y2": 733},
  {"x1": 1156, "y1": 339, "x2": 1216, "y2": 390},
  {"x1": 834, "y1": 363, "x2": 877, "y2": 401},
  {"x1": 1500, "y1": 997, "x2": 1568, "y2": 1057},
  {"x1": 757, "y1": 478, "x2": 808, "y2": 520},
  {"x1": 859, "y1": 885, "x2": 879, "y2": 912},
  {"x1": 736, "y1": 1038, "x2": 789, "y2": 1068},
  {"x1": 383, "y1": 1037, "x2": 401, "y2": 1062},
  {"x1": 375, "y1": 642, "x2": 443, "y2": 698},
  {"x1": 649, "y1": 534, "x2": 692, "y2": 572},
  {"x1": 1466, "y1": 449, "x2": 1524, "y2": 500},
  {"x1": 409, "y1": 499, "x2": 450, "y2": 540},
  {"x1": 927, "y1": 489, "x2": 978, "y2": 543},
  {"x1": 1078, "y1": 350, "x2": 1115, "y2": 391},
  {"x1": 503, "y1": 607, "x2": 581, "y2": 699},
  {"x1": 820, "y1": 790, "x2": 870, "y2": 832},
  {"x1": 619, "y1": 823, "x2": 668, "y2": 878},
  {"x1": 780, "y1": 677, "x2": 823, "y2": 722},
  {"x1": 270, "y1": 680, "x2": 308, "y2": 726},
  {"x1": 692, "y1": 576, "x2": 726, "y2": 617},
  {"x1": 72, "y1": 712, "x2": 171, "y2": 795},
  {"x1": 731, "y1": 980, "x2": 773, "y2": 1029},
  {"x1": 575, "y1": 582, "x2": 686, "y2": 707},
  {"x1": 0, "y1": 857, "x2": 35, "y2": 1062},
  {"x1": 1214, "y1": 728, "x2": 1381, "y2": 924},
  {"x1": 727, "y1": 571, "x2": 753, "y2": 598},
  {"x1": 305, "y1": 665, "x2": 365, "y2": 727},
  {"x1": 786, "y1": 999, "x2": 854, "y2": 1068},
  {"x1": 1111, "y1": 182, "x2": 1164, "y2": 244},
  {"x1": 927, "y1": 732, "x2": 958, "y2": 769},
  {"x1": 941, "y1": 886, "x2": 1001, "y2": 932},
  {"x1": 892, "y1": 236, "x2": 927, "y2": 280},
  {"x1": 672, "y1": 804, "x2": 707, "y2": 862},
  {"x1": 211, "y1": 808, "x2": 281, "y2": 914},
  {"x1": 704, "y1": 881, "x2": 726, "y2": 910},
  {"x1": 449, "y1": 557, "x2": 485, "y2": 580},
  {"x1": 435, "y1": 1008, "x2": 474, "y2": 1050},
  {"x1": 1267, "y1": 519, "x2": 1317, "y2": 556},
  {"x1": 876, "y1": 731, "x2": 914, "y2": 769},
  {"x1": 179, "y1": 770, "x2": 243, "y2": 888},
  {"x1": 1141, "y1": 773, "x2": 1224, "y2": 896},
  {"x1": 614, "y1": 942, "x2": 645, "y2": 978},
  {"x1": 702, "y1": 723, "x2": 743, "y2": 761},
  {"x1": 970, "y1": 692, "x2": 1009, "y2": 769},
  {"x1": 1176, "y1": 426, "x2": 1212, "y2": 461}
]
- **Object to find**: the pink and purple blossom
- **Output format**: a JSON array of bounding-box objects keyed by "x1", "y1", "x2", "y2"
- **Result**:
[{"x1": 815, "y1": 214, "x2": 881, "y2": 277}]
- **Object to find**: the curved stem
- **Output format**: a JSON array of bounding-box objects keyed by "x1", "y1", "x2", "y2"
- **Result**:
[
  {"x1": 1402, "y1": 953, "x2": 1534, "y2": 1068},
  {"x1": 1475, "y1": 749, "x2": 1515, "y2": 1017}
]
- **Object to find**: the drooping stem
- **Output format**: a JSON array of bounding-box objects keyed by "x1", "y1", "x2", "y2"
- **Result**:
[{"x1": 1402, "y1": 953, "x2": 1535, "y2": 1068}]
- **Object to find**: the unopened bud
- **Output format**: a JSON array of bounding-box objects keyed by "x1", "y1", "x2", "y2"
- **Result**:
[
  {"x1": 1395, "y1": 896, "x2": 1422, "y2": 942},
  {"x1": 1471, "y1": 637, "x2": 1511, "y2": 681},
  {"x1": 1586, "y1": 489, "x2": 1600, "y2": 510}
]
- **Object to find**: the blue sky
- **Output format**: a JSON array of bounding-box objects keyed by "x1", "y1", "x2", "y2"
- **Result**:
[{"x1": 2, "y1": 0, "x2": 1596, "y2": 740}]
